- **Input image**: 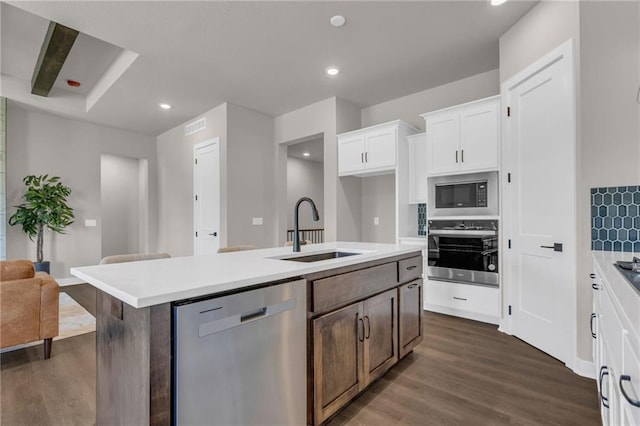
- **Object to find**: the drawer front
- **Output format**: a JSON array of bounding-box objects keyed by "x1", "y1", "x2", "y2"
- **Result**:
[
  {"x1": 425, "y1": 280, "x2": 499, "y2": 317},
  {"x1": 312, "y1": 262, "x2": 398, "y2": 314},
  {"x1": 622, "y1": 332, "x2": 640, "y2": 423},
  {"x1": 399, "y1": 256, "x2": 422, "y2": 283}
]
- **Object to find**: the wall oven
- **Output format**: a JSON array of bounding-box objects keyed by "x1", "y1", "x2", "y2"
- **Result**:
[
  {"x1": 428, "y1": 171, "x2": 498, "y2": 217},
  {"x1": 428, "y1": 220, "x2": 499, "y2": 287}
]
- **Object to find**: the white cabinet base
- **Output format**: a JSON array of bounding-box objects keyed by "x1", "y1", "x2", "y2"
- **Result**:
[{"x1": 424, "y1": 279, "x2": 500, "y2": 325}]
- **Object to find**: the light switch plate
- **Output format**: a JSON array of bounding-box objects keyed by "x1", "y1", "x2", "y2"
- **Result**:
[
  {"x1": 252, "y1": 217, "x2": 263, "y2": 225},
  {"x1": 374, "y1": 217, "x2": 379, "y2": 225},
  {"x1": 85, "y1": 219, "x2": 97, "y2": 227}
]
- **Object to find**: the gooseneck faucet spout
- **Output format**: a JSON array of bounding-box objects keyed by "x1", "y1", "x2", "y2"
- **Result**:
[{"x1": 293, "y1": 197, "x2": 319, "y2": 252}]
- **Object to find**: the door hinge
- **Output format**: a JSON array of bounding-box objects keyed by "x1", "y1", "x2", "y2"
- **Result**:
[
  {"x1": 508, "y1": 239, "x2": 512, "y2": 249},
  {"x1": 195, "y1": 194, "x2": 198, "y2": 201},
  {"x1": 508, "y1": 305, "x2": 512, "y2": 315},
  {"x1": 195, "y1": 158, "x2": 198, "y2": 165},
  {"x1": 507, "y1": 106, "x2": 511, "y2": 117},
  {"x1": 195, "y1": 231, "x2": 198, "y2": 237},
  {"x1": 507, "y1": 173, "x2": 511, "y2": 183}
]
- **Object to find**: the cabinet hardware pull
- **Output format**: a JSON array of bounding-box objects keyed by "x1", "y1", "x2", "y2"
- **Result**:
[
  {"x1": 406, "y1": 265, "x2": 417, "y2": 270},
  {"x1": 590, "y1": 313, "x2": 596, "y2": 338},
  {"x1": 600, "y1": 366, "x2": 609, "y2": 408},
  {"x1": 358, "y1": 317, "x2": 365, "y2": 342},
  {"x1": 620, "y1": 375, "x2": 640, "y2": 407},
  {"x1": 361, "y1": 153, "x2": 364, "y2": 163},
  {"x1": 453, "y1": 296, "x2": 467, "y2": 301},
  {"x1": 364, "y1": 316, "x2": 371, "y2": 339},
  {"x1": 365, "y1": 152, "x2": 368, "y2": 163},
  {"x1": 590, "y1": 273, "x2": 596, "y2": 279},
  {"x1": 455, "y1": 150, "x2": 458, "y2": 163},
  {"x1": 461, "y1": 149, "x2": 464, "y2": 162},
  {"x1": 407, "y1": 283, "x2": 418, "y2": 289},
  {"x1": 592, "y1": 283, "x2": 600, "y2": 290}
]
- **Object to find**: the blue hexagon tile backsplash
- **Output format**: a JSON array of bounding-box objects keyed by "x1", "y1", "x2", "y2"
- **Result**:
[{"x1": 591, "y1": 186, "x2": 640, "y2": 252}]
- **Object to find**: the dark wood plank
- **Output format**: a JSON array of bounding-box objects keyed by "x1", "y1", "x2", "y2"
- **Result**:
[
  {"x1": 31, "y1": 22, "x2": 79, "y2": 97},
  {"x1": 362, "y1": 288, "x2": 398, "y2": 386},
  {"x1": 312, "y1": 262, "x2": 398, "y2": 314},
  {"x1": 149, "y1": 304, "x2": 172, "y2": 426}
]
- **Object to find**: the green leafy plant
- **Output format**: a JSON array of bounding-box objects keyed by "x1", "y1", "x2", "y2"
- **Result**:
[{"x1": 8, "y1": 175, "x2": 74, "y2": 264}]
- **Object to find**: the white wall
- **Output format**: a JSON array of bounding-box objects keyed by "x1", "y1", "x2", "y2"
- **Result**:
[
  {"x1": 361, "y1": 69, "x2": 499, "y2": 130},
  {"x1": 100, "y1": 154, "x2": 141, "y2": 257},
  {"x1": 6, "y1": 102, "x2": 158, "y2": 278},
  {"x1": 226, "y1": 103, "x2": 276, "y2": 248},
  {"x1": 156, "y1": 104, "x2": 227, "y2": 256},
  {"x1": 499, "y1": 0, "x2": 640, "y2": 364},
  {"x1": 361, "y1": 174, "x2": 396, "y2": 243},
  {"x1": 286, "y1": 157, "x2": 324, "y2": 230}
]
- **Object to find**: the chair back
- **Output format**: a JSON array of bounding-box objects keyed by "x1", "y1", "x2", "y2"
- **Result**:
[
  {"x1": 217, "y1": 245, "x2": 258, "y2": 253},
  {"x1": 1, "y1": 260, "x2": 35, "y2": 281},
  {"x1": 100, "y1": 252, "x2": 171, "y2": 265}
]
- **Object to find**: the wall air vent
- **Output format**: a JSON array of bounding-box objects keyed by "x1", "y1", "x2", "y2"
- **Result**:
[{"x1": 184, "y1": 117, "x2": 206, "y2": 136}]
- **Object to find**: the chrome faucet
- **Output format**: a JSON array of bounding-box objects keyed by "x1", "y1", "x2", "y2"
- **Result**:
[{"x1": 293, "y1": 197, "x2": 319, "y2": 252}]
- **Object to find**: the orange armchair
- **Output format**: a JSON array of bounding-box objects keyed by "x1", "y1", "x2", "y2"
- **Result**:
[{"x1": 0, "y1": 260, "x2": 59, "y2": 359}]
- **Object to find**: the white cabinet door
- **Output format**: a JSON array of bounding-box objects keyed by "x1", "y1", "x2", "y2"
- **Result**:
[
  {"x1": 459, "y1": 100, "x2": 499, "y2": 171},
  {"x1": 338, "y1": 134, "x2": 366, "y2": 176},
  {"x1": 425, "y1": 111, "x2": 459, "y2": 175},
  {"x1": 408, "y1": 133, "x2": 427, "y2": 204},
  {"x1": 364, "y1": 127, "x2": 396, "y2": 171}
]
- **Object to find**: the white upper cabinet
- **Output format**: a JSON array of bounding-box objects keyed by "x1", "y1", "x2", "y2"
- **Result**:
[
  {"x1": 338, "y1": 120, "x2": 418, "y2": 177},
  {"x1": 407, "y1": 133, "x2": 427, "y2": 204},
  {"x1": 421, "y1": 95, "x2": 500, "y2": 176}
]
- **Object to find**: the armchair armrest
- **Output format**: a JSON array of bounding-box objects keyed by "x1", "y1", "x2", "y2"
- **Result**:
[{"x1": 35, "y1": 272, "x2": 59, "y2": 339}]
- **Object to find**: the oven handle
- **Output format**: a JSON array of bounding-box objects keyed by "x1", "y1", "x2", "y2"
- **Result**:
[{"x1": 481, "y1": 248, "x2": 498, "y2": 256}]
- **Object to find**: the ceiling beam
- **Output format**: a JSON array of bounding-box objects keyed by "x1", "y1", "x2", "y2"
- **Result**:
[{"x1": 31, "y1": 22, "x2": 79, "y2": 97}]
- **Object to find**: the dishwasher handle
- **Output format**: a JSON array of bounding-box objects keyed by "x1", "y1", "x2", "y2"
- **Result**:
[{"x1": 198, "y1": 298, "x2": 297, "y2": 337}]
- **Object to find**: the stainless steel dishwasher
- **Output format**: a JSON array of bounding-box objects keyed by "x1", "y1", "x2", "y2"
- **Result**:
[{"x1": 173, "y1": 279, "x2": 306, "y2": 425}]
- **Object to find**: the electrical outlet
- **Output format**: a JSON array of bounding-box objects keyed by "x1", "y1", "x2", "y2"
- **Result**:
[
  {"x1": 252, "y1": 217, "x2": 263, "y2": 226},
  {"x1": 374, "y1": 217, "x2": 379, "y2": 226}
]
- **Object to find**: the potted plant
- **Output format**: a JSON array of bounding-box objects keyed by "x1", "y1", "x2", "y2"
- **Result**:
[{"x1": 8, "y1": 175, "x2": 74, "y2": 273}]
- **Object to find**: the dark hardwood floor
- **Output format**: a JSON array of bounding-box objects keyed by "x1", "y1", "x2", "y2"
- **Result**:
[{"x1": 1, "y1": 284, "x2": 600, "y2": 426}]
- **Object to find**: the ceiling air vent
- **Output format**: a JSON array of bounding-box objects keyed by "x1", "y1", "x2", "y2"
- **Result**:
[{"x1": 184, "y1": 117, "x2": 206, "y2": 136}]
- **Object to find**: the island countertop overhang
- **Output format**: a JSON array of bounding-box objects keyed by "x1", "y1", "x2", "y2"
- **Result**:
[{"x1": 70, "y1": 242, "x2": 422, "y2": 308}]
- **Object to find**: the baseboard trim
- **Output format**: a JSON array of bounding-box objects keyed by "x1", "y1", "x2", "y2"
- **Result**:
[
  {"x1": 572, "y1": 357, "x2": 596, "y2": 379},
  {"x1": 56, "y1": 277, "x2": 85, "y2": 287}
]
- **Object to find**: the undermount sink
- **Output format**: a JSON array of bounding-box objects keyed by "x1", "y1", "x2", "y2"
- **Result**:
[{"x1": 279, "y1": 251, "x2": 362, "y2": 263}]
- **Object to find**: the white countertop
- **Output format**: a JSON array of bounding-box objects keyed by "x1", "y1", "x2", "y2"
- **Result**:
[
  {"x1": 592, "y1": 250, "x2": 640, "y2": 296},
  {"x1": 71, "y1": 242, "x2": 421, "y2": 308}
]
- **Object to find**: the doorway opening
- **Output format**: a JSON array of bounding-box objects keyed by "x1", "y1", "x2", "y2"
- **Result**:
[
  {"x1": 100, "y1": 154, "x2": 149, "y2": 258},
  {"x1": 286, "y1": 137, "x2": 324, "y2": 244}
]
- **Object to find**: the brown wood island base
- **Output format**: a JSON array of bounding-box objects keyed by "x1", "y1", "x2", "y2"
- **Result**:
[{"x1": 91, "y1": 250, "x2": 422, "y2": 426}]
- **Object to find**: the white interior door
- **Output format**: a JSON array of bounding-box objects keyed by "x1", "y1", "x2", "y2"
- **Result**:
[
  {"x1": 194, "y1": 139, "x2": 220, "y2": 255},
  {"x1": 502, "y1": 40, "x2": 576, "y2": 365}
]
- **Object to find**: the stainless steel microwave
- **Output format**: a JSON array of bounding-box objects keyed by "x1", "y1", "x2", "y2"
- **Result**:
[{"x1": 428, "y1": 171, "x2": 498, "y2": 217}]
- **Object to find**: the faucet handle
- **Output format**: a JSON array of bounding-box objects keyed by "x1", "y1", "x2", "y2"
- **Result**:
[{"x1": 632, "y1": 257, "x2": 640, "y2": 272}]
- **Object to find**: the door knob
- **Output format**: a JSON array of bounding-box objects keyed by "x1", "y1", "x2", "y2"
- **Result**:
[{"x1": 540, "y1": 243, "x2": 563, "y2": 252}]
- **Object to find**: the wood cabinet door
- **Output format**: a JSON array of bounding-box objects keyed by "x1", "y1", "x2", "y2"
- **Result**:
[
  {"x1": 425, "y1": 111, "x2": 459, "y2": 175},
  {"x1": 338, "y1": 134, "x2": 366, "y2": 176},
  {"x1": 364, "y1": 126, "x2": 396, "y2": 172},
  {"x1": 362, "y1": 289, "x2": 398, "y2": 386},
  {"x1": 313, "y1": 302, "x2": 364, "y2": 425},
  {"x1": 399, "y1": 280, "x2": 423, "y2": 358},
  {"x1": 459, "y1": 99, "x2": 499, "y2": 172}
]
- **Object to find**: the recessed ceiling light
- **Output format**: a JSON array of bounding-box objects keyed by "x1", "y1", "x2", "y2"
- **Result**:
[
  {"x1": 159, "y1": 103, "x2": 172, "y2": 110},
  {"x1": 303, "y1": 152, "x2": 310, "y2": 157},
  {"x1": 325, "y1": 66, "x2": 339, "y2": 76},
  {"x1": 490, "y1": 0, "x2": 507, "y2": 5},
  {"x1": 330, "y1": 15, "x2": 346, "y2": 28}
]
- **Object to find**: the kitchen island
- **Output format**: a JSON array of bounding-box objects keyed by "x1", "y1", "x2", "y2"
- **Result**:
[{"x1": 71, "y1": 242, "x2": 424, "y2": 425}]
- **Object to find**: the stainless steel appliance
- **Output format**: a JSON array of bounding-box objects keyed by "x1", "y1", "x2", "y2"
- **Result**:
[
  {"x1": 428, "y1": 171, "x2": 498, "y2": 217},
  {"x1": 428, "y1": 219, "x2": 499, "y2": 287},
  {"x1": 173, "y1": 279, "x2": 306, "y2": 425}
]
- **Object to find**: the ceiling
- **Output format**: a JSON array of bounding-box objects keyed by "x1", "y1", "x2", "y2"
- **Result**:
[
  {"x1": 2, "y1": 1, "x2": 537, "y2": 136},
  {"x1": 288, "y1": 138, "x2": 324, "y2": 163}
]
